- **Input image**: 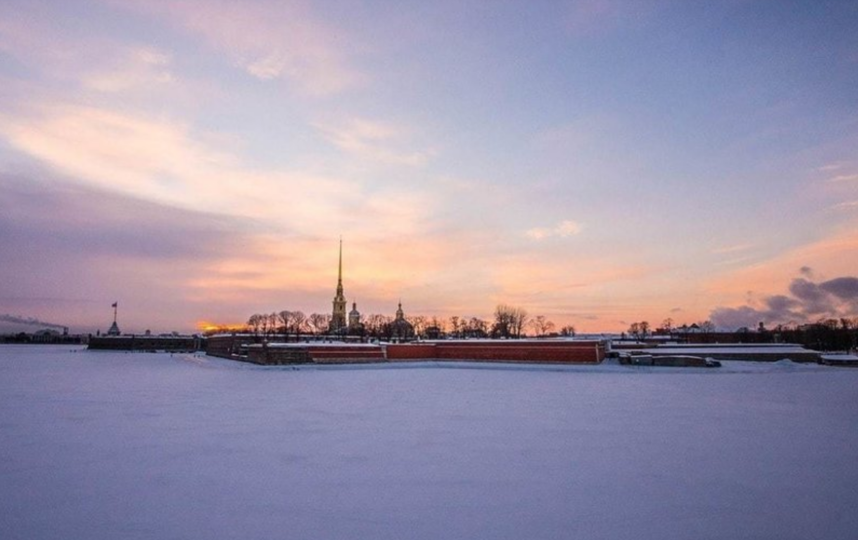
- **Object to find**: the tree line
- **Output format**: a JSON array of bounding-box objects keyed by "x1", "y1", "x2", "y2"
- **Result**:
[
  {"x1": 204, "y1": 304, "x2": 576, "y2": 341},
  {"x1": 759, "y1": 318, "x2": 858, "y2": 352},
  {"x1": 624, "y1": 318, "x2": 716, "y2": 341},
  {"x1": 623, "y1": 316, "x2": 858, "y2": 351}
]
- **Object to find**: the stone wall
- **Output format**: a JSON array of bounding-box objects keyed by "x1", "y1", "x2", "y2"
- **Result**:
[
  {"x1": 247, "y1": 344, "x2": 386, "y2": 365},
  {"x1": 205, "y1": 334, "x2": 260, "y2": 360},
  {"x1": 209, "y1": 337, "x2": 606, "y2": 366},
  {"x1": 384, "y1": 343, "x2": 438, "y2": 360},
  {"x1": 386, "y1": 340, "x2": 605, "y2": 364}
]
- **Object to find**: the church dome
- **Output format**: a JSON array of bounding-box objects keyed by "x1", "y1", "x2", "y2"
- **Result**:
[{"x1": 390, "y1": 302, "x2": 414, "y2": 340}]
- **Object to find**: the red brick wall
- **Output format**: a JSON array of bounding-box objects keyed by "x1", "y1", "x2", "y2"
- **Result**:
[
  {"x1": 385, "y1": 343, "x2": 438, "y2": 360},
  {"x1": 308, "y1": 346, "x2": 386, "y2": 362},
  {"x1": 227, "y1": 339, "x2": 606, "y2": 365},
  {"x1": 249, "y1": 344, "x2": 387, "y2": 365},
  {"x1": 386, "y1": 341, "x2": 605, "y2": 364}
]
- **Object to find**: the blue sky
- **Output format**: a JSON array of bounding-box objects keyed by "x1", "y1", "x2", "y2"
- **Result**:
[{"x1": 1, "y1": 0, "x2": 857, "y2": 333}]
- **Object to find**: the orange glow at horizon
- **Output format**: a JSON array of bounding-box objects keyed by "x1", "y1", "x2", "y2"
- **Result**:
[{"x1": 196, "y1": 320, "x2": 248, "y2": 334}]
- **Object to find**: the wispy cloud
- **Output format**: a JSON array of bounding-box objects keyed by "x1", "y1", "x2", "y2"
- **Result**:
[
  {"x1": 712, "y1": 243, "x2": 754, "y2": 255},
  {"x1": 827, "y1": 173, "x2": 858, "y2": 183},
  {"x1": 0, "y1": 100, "x2": 451, "y2": 248},
  {"x1": 525, "y1": 220, "x2": 582, "y2": 240},
  {"x1": 109, "y1": 0, "x2": 365, "y2": 96},
  {"x1": 313, "y1": 117, "x2": 435, "y2": 166},
  {"x1": 832, "y1": 200, "x2": 858, "y2": 211},
  {"x1": 818, "y1": 163, "x2": 844, "y2": 172},
  {"x1": 706, "y1": 221, "x2": 858, "y2": 306},
  {"x1": 83, "y1": 46, "x2": 174, "y2": 93}
]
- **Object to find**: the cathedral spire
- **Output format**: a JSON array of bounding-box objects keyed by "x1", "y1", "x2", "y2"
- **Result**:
[
  {"x1": 331, "y1": 237, "x2": 347, "y2": 333},
  {"x1": 337, "y1": 236, "x2": 343, "y2": 289}
]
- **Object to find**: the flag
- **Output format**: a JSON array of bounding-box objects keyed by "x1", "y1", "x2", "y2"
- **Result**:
[{"x1": 112, "y1": 302, "x2": 117, "y2": 308}]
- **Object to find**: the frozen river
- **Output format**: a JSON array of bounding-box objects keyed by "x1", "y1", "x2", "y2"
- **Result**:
[{"x1": 1, "y1": 345, "x2": 856, "y2": 540}]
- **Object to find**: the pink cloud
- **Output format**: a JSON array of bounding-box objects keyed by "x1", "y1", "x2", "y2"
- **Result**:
[
  {"x1": 107, "y1": 0, "x2": 365, "y2": 95},
  {"x1": 312, "y1": 117, "x2": 435, "y2": 166},
  {"x1": 525, "y1": 220, "x2": 583, "y2": 240}
]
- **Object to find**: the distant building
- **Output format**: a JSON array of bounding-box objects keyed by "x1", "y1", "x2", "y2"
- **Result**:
[
  {"x1": 348, "y1": 302, "x2": 362, "y2": 333},
  {"x1": 32, "y1": 329, "x2": 60, "y2": 343},
  {"x1": 329, "y1": 240, "x2": 348, "y2": 333},
  {"x1": 106, "y1": 302, "x2": 121, "y2": 336},
  {"x1": 390, "y1": 302, "x2": 415, "y2": 341}
]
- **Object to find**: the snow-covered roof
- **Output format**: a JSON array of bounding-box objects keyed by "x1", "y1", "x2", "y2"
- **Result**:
[
  {"x1": 820, "y1": 354, "x2": 858, "y2": 362},
  {"x1": 646, "y1": 343, "x2": 808, "y2": 348},
  {"x1": 643, "y1": 346, "x2": 817, "y2": 355},
  {"x1": 415, "y1": 338, "x2": 604, "y2": 344}
]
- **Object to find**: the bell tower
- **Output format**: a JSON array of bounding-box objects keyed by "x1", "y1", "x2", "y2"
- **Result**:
[{"x1": 330, "y1": 238, "x2": 347, "y2": 333}]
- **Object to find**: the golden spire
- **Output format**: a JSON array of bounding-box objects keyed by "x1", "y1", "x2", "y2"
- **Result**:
[{"x1": 336, "y1": 236, "x2": 343, "y2": 296}]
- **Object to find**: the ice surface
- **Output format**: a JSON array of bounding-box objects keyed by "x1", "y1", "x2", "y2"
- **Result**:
[{"x1": 2, "y1": 345, "x2": 857, "y2": 540}]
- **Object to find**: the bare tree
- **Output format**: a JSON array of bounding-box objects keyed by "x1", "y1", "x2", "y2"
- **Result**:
[
  {"x1": 449, "y1": 316, "x2": 461, "y2": 338},
  {"x1": 465, "y1": 317, "x2": 488, "y2": 338},
  {"x1": 429, "y1": 316, "x2": 446, "y2": 334},
  {"x1": 268, "y1": 312, "x2": 279, "y2": 338},
  {"x1": 529, "y1": 315, "x2": 555, "y2": 337},
  {"x1": 528, "y1": 317, "x2": 540, "y2": 337},
  {"x1": 493, "y1": 304, "x2": 528, "y2": 338},
  {"x1": 493, "y1": 305, "x2": 513, "y2": 338},
  {"x1": 559, "y1": 325, "x2": 576, "y2": 337},
  {"x1": 544, "y1": 319, "x2": 555, "y2": 336},
  {"x1": 512, "y1": 307, "x2": 528, "y2": 338},
  {"x1": 628, "y1": 321, "x2": 650, "y2": 340},
  {"x1": 278, "y1": 310, "x2": 291, "y2": 341},
  {"x1": 247, "y1": 314, "x2": 263, "y2": 337},
  {"x1": 291, "y1": 310, "x2": 306, "y2": 341},
  {"x1": 308, "y1": 313, "x2": 331, "y2": 336},
  {"x1": 365, "y1": 314, "x2": 391, "y2": 339},
  {"x1": 628, "y1": 322, "x2": 641, "y2": 340},
  {"x1": 409, "y1": 315, "x2": 427, "y2": 338}
]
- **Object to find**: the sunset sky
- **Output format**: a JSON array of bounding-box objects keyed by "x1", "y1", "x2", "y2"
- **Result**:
[{"x1": 2, "y1": 0, "x2": 857, "y2": 334}]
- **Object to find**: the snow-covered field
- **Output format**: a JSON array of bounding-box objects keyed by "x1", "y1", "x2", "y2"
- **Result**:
[{"x1": 1, "y1": 345, "x2": 857, "y2": 540}]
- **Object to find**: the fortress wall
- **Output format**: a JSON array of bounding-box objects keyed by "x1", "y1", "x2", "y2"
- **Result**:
[
  {"x1": 386, "y1": 341, "x2": 605, "y2": 364},
  {"x1": 307, "y1": 346, "x2": 386, "y2": 364},
  {"x1": 205, "y1": 335, "x2": 258, "y2": 360},
  {"x1": 211, "y1": 338, "x2": 606, "y2": 365},
  {"x1": 385, "y1": 343, "x2": 438, "y2": 361},
  {"x1": 247, "y1": 344, "x2": 386, "y2": 365}
]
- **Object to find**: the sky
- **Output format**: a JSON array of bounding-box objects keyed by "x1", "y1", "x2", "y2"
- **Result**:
[{"x1": 1, "y1": 0, "x2": 857, "y2": 334}]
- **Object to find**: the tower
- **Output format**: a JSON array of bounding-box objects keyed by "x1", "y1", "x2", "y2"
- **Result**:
[
  {"x1": 106, "y1": 301, "x2": 120, "y2": 336},
  {"x1": 390, "y1": 301, "x2": 414, "y2": 341},
  {"x1": 348, "y1": 302, "x2": 361, "y2": 331},
  {"x1": 330, "y1": 239, "x2": 347, "y2": 333}
]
